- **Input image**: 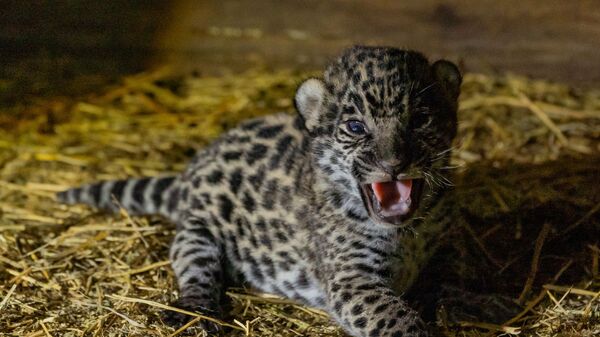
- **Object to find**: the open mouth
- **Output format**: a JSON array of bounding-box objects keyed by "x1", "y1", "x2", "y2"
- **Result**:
[{"x1": 360, "y1": 178, "x2": 424, "y2": 225}]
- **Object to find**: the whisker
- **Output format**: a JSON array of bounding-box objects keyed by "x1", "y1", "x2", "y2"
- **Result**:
[
  {"x1": 438, "y1": 165, "x2": 463, "y2": 171},
  {"x1": 437, "y1": 174, "x2": 454, "y2": 187},
  {"x1": 431, "y1": 146, "x2": 457, "y2": 160},
  {"x1": 415, "y1": 82, "x2": 437, "y2": 97},
  {"x1": 421, "y1": 171, "x2": 433, "y2": 189}
]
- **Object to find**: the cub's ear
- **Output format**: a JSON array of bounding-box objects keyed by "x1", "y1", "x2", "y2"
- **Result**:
[
  {"x1": 295, "y1": 78, "x2": 326, "y2": 132},
  {"x1": 432, "y1": 60, "x2": 462, "y2": 100}
]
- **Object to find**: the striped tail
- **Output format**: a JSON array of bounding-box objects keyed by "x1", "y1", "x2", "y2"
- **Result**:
[{"x1": 56, "y1": 176, "x2": 178, "y2": 216}]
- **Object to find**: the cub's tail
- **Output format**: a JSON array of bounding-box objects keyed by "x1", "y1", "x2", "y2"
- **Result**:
[{"x1": 56, "y1": 176, "x2": 178, "y2": 217}]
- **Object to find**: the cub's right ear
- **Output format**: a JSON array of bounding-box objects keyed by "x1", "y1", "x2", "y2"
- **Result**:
[
  {"x1": 432, "y1": 60, "x2": 462, "y2": 100},
  {"x1": 295, "y1": 78, "x2": 326, "y2": 132}
]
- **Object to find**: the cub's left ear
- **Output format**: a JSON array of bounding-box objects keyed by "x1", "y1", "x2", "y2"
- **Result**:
[
  {"x1": 432, "y1": 60, "x2": 462, "y2": 100},
  {"x1": 295, "y1": 78, "x2": 326, "y2": 132}
]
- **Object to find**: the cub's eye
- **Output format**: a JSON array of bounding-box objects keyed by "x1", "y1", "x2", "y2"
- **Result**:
[{"x1": 346, "y1": 120, "x2": 367, "y2": 135}]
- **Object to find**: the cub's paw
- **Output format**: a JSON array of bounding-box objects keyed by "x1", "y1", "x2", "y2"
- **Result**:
[
  {"x1": 384, "y1": 312, "x2": 430, "y2": 337},
  {"x1": 404, "y1": 316, "x2": 431, "y2": 337},
  {"x1": 436, "y1": 286, "x2": 521, "y2": 325},
  {"x1": 161, "y1": 296, "x2": 222, "y2": 334}
]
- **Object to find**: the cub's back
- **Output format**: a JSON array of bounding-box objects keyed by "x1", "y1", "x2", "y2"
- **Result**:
[{"x1": 169, "y1": 112, "x2": 309, "y2": 221}]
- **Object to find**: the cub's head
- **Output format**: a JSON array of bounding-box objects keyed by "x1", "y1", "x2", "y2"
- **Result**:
[{"x1": 295, "y1": 46, "x2": 461, "y2": 226}]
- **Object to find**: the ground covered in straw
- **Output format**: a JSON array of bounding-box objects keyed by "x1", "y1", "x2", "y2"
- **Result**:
[{"x1": 0, "y1": 68, "x2": 599, "y2": 336}]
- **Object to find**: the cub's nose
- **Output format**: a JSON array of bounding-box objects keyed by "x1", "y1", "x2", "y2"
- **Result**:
[{"x1": 379, "y1": 158, "x2": 410, "y2": 177}]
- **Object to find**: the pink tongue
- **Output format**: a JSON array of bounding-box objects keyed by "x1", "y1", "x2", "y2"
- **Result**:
[{"x1": 371, "y1": 180, "x2": 413, "y2": 209}]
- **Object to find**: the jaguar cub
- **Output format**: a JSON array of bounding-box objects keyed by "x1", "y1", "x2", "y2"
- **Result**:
[{"x1": 58, "y1": 46, "x2": 461, "y2": 337}]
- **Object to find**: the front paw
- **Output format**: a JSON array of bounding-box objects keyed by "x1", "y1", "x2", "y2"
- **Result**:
[
  {"x1": 368, "y1": 313, "x2": 429, "y2": 337},
  {"x1": 436, "y1": 286, "x2": 521, "y2": 325},
  {"x1": 387, "y1": 313, "x2": 430, "y2": 337},
  {"x1": 401, "y1": 317, "x2": 430, "y2": 337},
  {"x1": 161, "y1": 296, "x2": 222, "y2": 333}
]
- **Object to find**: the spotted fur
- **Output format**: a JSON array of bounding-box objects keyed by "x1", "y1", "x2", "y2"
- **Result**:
[{"x1": 57, "y1": 46, "x2": 461, "y2": 337}]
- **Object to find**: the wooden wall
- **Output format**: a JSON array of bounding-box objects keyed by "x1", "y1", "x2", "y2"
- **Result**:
[{"x1": 2, "y1": 0, "x2": 599, "y2": 101}]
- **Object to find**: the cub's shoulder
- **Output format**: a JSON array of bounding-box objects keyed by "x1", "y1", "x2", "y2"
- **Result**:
[
  {"x1": 236, "y1": 113, "x2": 303, "y2": 137},
  {"x1": 188, "y1": 113, "x2": 304, "y2": 169}
]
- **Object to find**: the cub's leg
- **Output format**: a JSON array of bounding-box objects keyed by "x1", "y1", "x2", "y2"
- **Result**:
[
  {"x1": 328, "y1": 270, "x2": 429, "y2": 337},
  {"x1": 162, "y1": 220, "x2": 223, "y2": 332}
]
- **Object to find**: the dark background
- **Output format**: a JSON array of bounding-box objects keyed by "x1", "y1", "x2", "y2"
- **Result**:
[{"x1": 2, "y1": 0, "x2": 599, "y2": 104}]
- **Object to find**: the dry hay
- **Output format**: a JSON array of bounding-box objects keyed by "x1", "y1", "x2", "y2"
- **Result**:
[{"x1": 0, "y1": 67, "x2": 599, "y2": 337}]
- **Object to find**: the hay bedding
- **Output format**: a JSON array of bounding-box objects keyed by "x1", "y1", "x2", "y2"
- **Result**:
[{"x1": 0, "y1": 67, "x2": 599, "y2": 337}]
